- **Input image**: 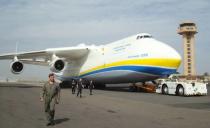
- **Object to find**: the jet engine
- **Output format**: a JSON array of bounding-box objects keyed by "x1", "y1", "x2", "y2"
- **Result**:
[
  {"x1": 10, "y1": 61, "x2": 24, "y2": 74},
  {"x1": 50, "y1": 58, "x2": 65, "y2": 73}
]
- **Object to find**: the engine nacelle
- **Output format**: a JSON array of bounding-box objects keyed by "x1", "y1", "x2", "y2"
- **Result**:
[
  {"x1": 50, "y1": 58, "x2": 65, "y2": 73},
  {"x1": 10, "y1": 61, "x2": 24, "y2": 74}
]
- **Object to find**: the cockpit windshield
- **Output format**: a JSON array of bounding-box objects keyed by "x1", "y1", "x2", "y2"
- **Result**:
[
  {"x1": 143, "y1": 35, "x2": 152, "y2": 38},
  {"x1": 136, "y1": 34, "x2": 152, "y2": 40}
]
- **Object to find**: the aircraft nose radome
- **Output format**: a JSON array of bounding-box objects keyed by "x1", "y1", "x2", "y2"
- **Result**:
[
  {"x1": 168, "y1": 47, "x2": 181, "y2": 61},
  {"x1": 159, "y1": 42, "x2": 182, "y2": 69},
  {"x1": 169, "y1": 49, "x2": 181, "y2": 69},
  {"x1": 148, "y1": 40, "x2": 182, "y2": 69},
  {"x1": 159, "y1": 43, "x2": 180, "y2": 59}
]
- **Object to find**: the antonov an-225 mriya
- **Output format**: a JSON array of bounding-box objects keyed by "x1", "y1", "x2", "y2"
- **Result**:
[{"x1": 0, "y1": 33, "x2": 181, "y2": 87}]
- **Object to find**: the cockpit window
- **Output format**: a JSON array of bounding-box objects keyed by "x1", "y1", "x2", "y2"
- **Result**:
[
  {"x1": 144, "y1": 35, "x2": 151, "y2": 38},
  {"x1": 136, "y1": 36, "x2": 142, "y2": 39},
  {"x1": 136, "y1": 35, "x2": 152, "y2": 40}
]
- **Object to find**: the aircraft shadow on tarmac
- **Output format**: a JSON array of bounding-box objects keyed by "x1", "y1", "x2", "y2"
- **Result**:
[
  {"x1": 101, "y1": 87, "x2": 152, "y2": 93},
  {"x1": 168, "y1": 102, "x2": 210, "y2": 110},
  {"x1": 0, "y1": 85, "x2": 39, "y2": 88},
  {"x1": 102, "y1": 87, "x2": 130, "y2": 92},
  {"x1": 54, "y1": 118, "x2": 70, "y2": 125}
]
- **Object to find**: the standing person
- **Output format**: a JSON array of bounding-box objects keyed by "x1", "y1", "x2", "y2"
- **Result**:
[
  {"x1": 77, "y1": 78, "x2": 83, "y2": 98},
  {"x1": 89, "y1": 80, "x2": 94, "y2": 95},
  {"x1": 71, "y1": 79, "x2": 77, "y2": 94},
  {"x1": 40, "y1": 73, "x2": 61, "y2": 126}
]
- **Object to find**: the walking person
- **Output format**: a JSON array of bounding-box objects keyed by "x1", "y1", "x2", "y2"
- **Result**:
[
  {"x1": 77, "y1": 78, "x2": 84, "y2": 98},
  {"x1": 71, "y1": 79, "x2": 77, "y2": 94},
  {"x1": 40, "y1": 73, "x2": 61, "y2": 126},
  {"x1": 89, "y1": 80, "x2": 94, "y2": 95}
]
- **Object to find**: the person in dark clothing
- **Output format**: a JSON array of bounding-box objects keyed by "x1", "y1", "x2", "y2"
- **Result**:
[
  {"x1": 40, "y1": 73, "x2": 60, "y2": 126},
  {"x1": 77, "y1": 78, "x2": 84, "y2": 98},
  {"x1": 71, "y1": 79, "x2": 77, "y2": 94},
  {"x1": 89, "y1": 80, "x2": 94, "y2": 95}
]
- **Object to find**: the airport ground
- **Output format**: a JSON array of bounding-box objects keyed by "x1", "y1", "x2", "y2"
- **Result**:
[{"x1": 0, "y1": 82, "x2": 210, "y2": 128}]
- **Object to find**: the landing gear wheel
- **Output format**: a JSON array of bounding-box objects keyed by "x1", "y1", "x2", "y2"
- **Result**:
[
  {"x1": 129, "y1": 86, "x2": 137, "y2": 92},
  {"x1": 94, "y1": 82, "x2": 106, "y2": 89}
]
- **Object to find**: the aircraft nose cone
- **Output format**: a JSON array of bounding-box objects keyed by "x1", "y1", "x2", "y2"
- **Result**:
[
  {"x1": 149, "y1": 40, "x2": 182, "y2": 70},
  {"x1": 158, "y1": 41, "x2": 182, "y2": 70}
]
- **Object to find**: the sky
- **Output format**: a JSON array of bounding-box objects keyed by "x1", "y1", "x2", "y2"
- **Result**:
[{"x1": 0, "y1": 0, "x2": 209, "y2": 80}]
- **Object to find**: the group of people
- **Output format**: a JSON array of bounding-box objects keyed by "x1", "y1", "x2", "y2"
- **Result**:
[
  {"x1": 71, "y1": 78, "x2": 94, "y2": 97},
  {"x1": 40, "y1": 73, "x2": 95, "y2": 126}
]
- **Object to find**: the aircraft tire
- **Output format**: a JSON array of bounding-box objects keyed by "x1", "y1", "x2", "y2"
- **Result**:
[
  {"x1": 129, "y1": 86, "x2": 138, "y2": 92},
  {"x1": 94, "y1": 82, "x2": 106, "y2": 89}
]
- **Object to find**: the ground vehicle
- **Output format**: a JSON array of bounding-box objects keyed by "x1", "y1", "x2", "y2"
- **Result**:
[{"x1": 156, "y1": 77, "x2": 208, "y2": 96}]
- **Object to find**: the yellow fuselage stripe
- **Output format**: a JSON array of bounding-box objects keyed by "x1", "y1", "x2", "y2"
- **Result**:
[{"x1": 80, "y1": 58, "x2": 181, "y2": 75}]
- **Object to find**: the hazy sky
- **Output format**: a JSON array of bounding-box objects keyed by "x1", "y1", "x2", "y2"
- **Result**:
[{"x1": 0, "y1": 0, "x2": 209, "y2": 80}]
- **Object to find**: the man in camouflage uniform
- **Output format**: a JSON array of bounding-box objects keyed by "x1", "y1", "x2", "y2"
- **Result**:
[
  {"x1": 71, "y1": 79, "x2": 77, "y2": 94},
  {"x1": 40, "y1": 73, "x2": 60, "y2": 126},
  {"x1": 77, "y1": 78, "x2": 84, "y2": 98},
  {"x1": 89, "y1": 80, "x2": 94, "y2": 95}
]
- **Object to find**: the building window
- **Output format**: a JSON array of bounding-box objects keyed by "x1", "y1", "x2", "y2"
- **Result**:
[
  {"x1": 187, "y1": 44, "x2": 190, "y2": 47},
  {"x1": 188, "y1": 55, "x2": 191, "y2": 58},
  {"x1": 187, "y1": 48, "x2": 191, "y2": 51},
  {"x1": 188, "y1": 59, "x2": 191, "y2": 62},
  {"x1": 188, "y1": 63, "x2": 191, "y2": 66},
  {"x1": 188, "y1": 71, "x2": 191, "y2": 74}
]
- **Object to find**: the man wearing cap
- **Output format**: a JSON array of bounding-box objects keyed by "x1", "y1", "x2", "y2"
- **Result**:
[
  {"x1": 89, "y1": 80, "x2": 94, "y2": 95},
  {"x1": 40, "y1": 73, "x2": 61, "y2": 126},
  {"x1": 71, "y1": 79, "x2": 77, "y2": 94},
  {"x1": 77, "y1": 78, "x2": 84, "y2": 98}
]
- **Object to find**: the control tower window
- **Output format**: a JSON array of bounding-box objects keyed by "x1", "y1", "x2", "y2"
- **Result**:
[{"x1": 180, "y1": 23, "x2": 195, "y2": 27}]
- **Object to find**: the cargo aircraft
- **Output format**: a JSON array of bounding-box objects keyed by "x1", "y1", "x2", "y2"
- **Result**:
[{"x1": 0, "y1": 33, "x2": 181, "y2": 87}]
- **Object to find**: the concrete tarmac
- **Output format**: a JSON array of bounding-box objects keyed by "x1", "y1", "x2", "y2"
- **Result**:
[{"x1": 0, "y1": 83, "x2": 210, "y2": 128}]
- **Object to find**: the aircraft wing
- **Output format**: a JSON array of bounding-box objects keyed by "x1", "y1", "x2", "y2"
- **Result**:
[{"x1": 0, "y1": 47, "x2": 89, "y2": 66}]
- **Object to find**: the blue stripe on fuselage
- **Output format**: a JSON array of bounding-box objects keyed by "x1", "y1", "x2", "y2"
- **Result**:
[{"x1": 79, "y1": 65, "x2": 176, "y2": 77}]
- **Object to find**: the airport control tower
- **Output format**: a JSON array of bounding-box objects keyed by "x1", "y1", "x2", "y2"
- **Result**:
[{"x1": 178, "y1": 21, "x2": 197, "y2": 76}]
